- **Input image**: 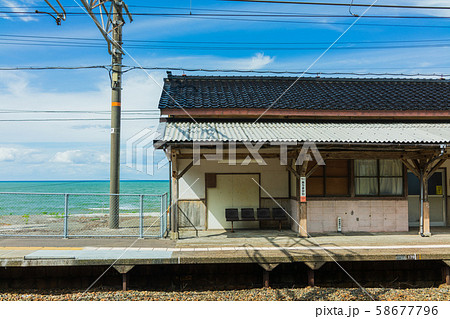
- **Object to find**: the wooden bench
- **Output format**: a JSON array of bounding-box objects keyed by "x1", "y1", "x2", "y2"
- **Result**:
[{"x1": 225, "y1": 208, "x2": 288, "y2": 232}]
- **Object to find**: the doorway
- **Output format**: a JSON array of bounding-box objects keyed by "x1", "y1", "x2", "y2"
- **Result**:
[
  {"x1": 206, "y1": 174, "x2": 260, "y2": 230},
  {"x1": 407, "y1": 169, "x2": 446, "y2": 226}
]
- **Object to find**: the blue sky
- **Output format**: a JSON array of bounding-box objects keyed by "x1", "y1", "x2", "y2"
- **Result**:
[{"x1": 0, "y1": 0, "x2": 449, "y2": 181}]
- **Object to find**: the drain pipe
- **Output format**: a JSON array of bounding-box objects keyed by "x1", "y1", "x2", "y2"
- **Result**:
[
  {"x1": 419, "y1": 144, "x2": 447, "y2": 237},
  {"x1": 419, "y1": 169, "x2": 424, "y2": 237}
]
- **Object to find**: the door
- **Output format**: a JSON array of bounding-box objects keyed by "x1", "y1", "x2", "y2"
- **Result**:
[
  {"x1": 408, "y1": 169, "x2": 446, "y2": 226},
  {"x1": 207, "y1": 174, "x2": 259, "y2": 230}
]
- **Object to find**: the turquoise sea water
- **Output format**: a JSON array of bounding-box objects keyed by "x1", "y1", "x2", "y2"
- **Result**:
[
  {"x1": 0, "y1": 181, "x2": 169, "y2": 215},
  {"x1": 0, "y1": 180, "x2": 169, "y2": 194}
]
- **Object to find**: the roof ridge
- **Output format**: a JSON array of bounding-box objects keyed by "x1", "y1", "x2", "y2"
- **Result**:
[{"x1": 165, "y1": 75, "x2": 450, "y2": 83}]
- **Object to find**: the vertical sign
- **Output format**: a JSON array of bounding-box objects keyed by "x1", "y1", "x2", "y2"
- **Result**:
[{"x1": 300, "y1": 177, "x2": 306, "y2": 202}]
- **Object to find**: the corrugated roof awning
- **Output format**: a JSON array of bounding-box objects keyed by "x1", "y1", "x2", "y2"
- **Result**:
[{"x1": 157, "y1": 122, "x2": 450, "y2": 145}]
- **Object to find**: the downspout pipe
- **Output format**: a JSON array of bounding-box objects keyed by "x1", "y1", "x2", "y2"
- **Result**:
[
  {"x1": 419, "y1": 144, "x2": 447, "y2": 237},
  {"x1": 419, "y1": 169, "x2": 424, "y2": 237},
  {"x1": 168, "y1": 149, "x2": 172, "y2": 233}
]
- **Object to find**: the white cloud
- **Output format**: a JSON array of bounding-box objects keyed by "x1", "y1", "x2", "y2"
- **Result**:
[
  {"x1": 0, "y1": 148, "x2": 15, "y2": 161},
  {"x1": 0, "y1": 71, "x2": 31, "y2": 96},
  {"x1": 50, "y1": 150, "x2": 109, "y2": 165},
  {"x1": 247, "y1": 53, "x2": 276, "y2": 70},
  {"x1": 0, "y1": 146, "x2": 46, "y2": 163},
  {"x1": 0, "y1": 0, "x2": 38, "y2": 22}
]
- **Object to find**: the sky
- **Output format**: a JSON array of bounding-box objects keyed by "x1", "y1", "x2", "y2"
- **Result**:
[{"x1": 0, "y1": 0, "x2": 449, "y2": 181}]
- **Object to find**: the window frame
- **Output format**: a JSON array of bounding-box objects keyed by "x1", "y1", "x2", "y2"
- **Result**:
[
  {"x1": 307, "y1": 160, "x2": 351, "y2": 197},
  {"x1": 354, "y1": 159, "x2": 405, "y2": 197}
]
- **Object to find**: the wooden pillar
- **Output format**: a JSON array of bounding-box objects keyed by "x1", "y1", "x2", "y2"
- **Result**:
[
  {"x1": 263, "y1": 270, "x2": 270, "y2": 288},
  {"x1": 442, "y1": 265, "x2": 450, "y2": 285},
  {"x1": 405, "y1": 156, "x2": 445, "y2": 237},
  {"x1": 423, "y1": 176, "x2": 431, "y2": 236},
  {"x1": 304, "y1": 262, "x2": 325, "y2": 287},
  {"x1": 259, "y1": 264, "x2": 279, "y2": 289},
  {"x1": 122, "y1": 273, "x2": 128, "y2": 291},
  {"x1": 299, "y1": 202, "x2": 307, "y2": 237},
  {"x1": 170, "y1": 149, "x2": 179, "y2": 240},
  {"x1": 113, "y1": 265, "x2": 134, "y2": 291},
  {"x1": 446, "y1": 266, "x2": 450, "y2": 286},
  {"x1": 307, "y1": 268, "x2": 315, "y2": 287},
  {"x1": 299, "y1": 160, "x2": 309, "y2": 238}
]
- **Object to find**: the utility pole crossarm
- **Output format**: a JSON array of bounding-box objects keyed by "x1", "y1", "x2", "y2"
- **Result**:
[{"x1": 79, "y1": 0, "x2": 132, "y2": 55}]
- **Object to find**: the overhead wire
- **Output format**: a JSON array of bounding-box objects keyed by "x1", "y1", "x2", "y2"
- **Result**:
[
  {"x1": 2, "y1": 10, "x2": 450, "y2": 19},
  {"x1": 0, "y1": 65, "x2": 449, "y2": 77},
  {"x1": 2, "y1": 11, "x2": 450, "y2": 28},
  {"x1": 1, "y1": 35, "x2": 450, "y2": 51},
  {"x1": 0, "y1": 118, "x2": 160, "y2": 122},
  {"x1": 3, "y1": 33, "x2": 450, "y2": 45},
  {"x1": 222, "y1": 0, "x2": 450, "y2": 10}
]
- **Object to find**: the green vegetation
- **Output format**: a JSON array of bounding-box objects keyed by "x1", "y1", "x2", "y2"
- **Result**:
[{"x1": 49, "y1": 212, "x2": 64, "y2": 218}]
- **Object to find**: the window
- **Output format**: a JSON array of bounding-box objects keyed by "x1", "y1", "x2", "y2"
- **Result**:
[
  {"x1": 355, "y1": 159, "x2": 403, "y2": 196},
  {"x1": 307, "y1": 160, "x2": 350, "y2": 197}
]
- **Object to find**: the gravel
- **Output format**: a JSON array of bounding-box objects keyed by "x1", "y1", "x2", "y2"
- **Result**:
[{"x1": 1, "y1": 287, "x2": 449, "y2": 301}]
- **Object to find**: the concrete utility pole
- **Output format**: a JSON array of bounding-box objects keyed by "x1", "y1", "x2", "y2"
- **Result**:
[
  {"x1": 41, "y1": 1, "x2": 132, "y2": 228},
  {"x1": 109, "y1": 2, "x2": 124, "y2": 228}
]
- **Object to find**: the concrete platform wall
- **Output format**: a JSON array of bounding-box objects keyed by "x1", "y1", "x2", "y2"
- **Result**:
[{"x1": 307, "y1": 200, "x2": 409, "y2": 233}]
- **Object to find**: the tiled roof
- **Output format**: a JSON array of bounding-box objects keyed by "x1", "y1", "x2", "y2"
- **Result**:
[
  {"x1": 158, "y1": 75, "x2": 450, "y2": 110},
  {"x1": 158, "y1": 121, "x2": 450, "y2": 144}
]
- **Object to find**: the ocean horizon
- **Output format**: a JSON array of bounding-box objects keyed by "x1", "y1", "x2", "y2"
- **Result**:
[{"x1": 0, "y1": 181, "x2": 170, "y2": 215}]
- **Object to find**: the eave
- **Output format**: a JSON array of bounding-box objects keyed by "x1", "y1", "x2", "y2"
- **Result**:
[{"x1": 160, "y1": 109, "x2": 450, "y2": 120}]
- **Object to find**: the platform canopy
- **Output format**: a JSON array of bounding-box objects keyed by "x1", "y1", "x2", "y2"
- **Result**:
[{"x1": 156, "y1": 121, "x2": 450, "y2": 145}]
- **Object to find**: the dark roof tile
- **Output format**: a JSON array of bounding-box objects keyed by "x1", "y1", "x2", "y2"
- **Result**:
[{"x1": 158, "y1": 75, "x2": 450, "y2": 111}]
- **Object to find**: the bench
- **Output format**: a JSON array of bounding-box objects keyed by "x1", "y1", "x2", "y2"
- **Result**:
[
  {"x1": 225, "y1": 208, "x2": 288, "y2": 232},
  {"x1": 272, "y1": 207, "x2": 288, "y2": 231}
]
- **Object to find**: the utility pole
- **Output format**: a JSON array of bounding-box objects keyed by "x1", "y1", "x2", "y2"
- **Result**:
[
  {"x1": 109, "y1": 2, "x2": 123, "y2": 228},
  {"x1": 41, "y1": 1, "x2": 132, "y2": 229}
]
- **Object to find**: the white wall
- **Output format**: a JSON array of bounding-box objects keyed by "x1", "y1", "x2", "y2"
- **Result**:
[{"x1": 178, "y1": 157, "x2": 289, "y2": 200}]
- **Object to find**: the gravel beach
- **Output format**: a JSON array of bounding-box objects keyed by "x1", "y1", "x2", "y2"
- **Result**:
[{"x1": 1, "y1": 287, "x2": 449, "y2": 301}]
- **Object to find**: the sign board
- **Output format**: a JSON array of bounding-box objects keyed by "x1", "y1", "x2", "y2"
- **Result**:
[
  {"x1": 436, "y1": 185, "x2": 443, "y2": 195},
  {"x1": 300, "y1": 177, "x2": 306, "y2": 202}
]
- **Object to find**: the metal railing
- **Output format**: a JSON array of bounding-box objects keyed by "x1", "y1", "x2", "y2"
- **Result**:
[{"x1": 0, "y1": 192, "x2": 168, "y2": 238}]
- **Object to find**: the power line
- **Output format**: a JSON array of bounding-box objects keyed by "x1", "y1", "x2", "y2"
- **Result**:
[
  {"x1": 0, "y1": 118, "x2": 159, "y2": 122},
  {"x1": 3, "y1": 33, "x2": 450, "y2": 45},
  {"x1": 1, "y1": 39, "x2": 450, "y2": 51},
  {"x1": 4, "y1": 3, "x2": 450, "y2": 11},
  {"x1": 2, "y1": 12, "x2": 450, "y2": 28},
  {"x1": 0, "y1": 109, "x2": 160, "y2": 114},
  {"x1": 0, "y1": 65, "x2": 449, "y2": 77},
  {"x1": 223, "y1": 0, "x2": 450, "y2": 10},
  {"x1": 0, "y1": 65, "x2": 108, "y2": 71},
  {"x1": 2, "y1": 10, "x2": 450, "y2": 19}
]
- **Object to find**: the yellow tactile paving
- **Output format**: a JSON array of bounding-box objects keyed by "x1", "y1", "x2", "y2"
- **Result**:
[{"x1": 0, "y1": 247, "x2": 83, "y2": 250}]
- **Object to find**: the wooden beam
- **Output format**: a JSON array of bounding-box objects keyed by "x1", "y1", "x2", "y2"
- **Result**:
[
  {"x1": 401, "y1": 159, "x2": 420, "y2": 178},
  {"x1": 426, "y1": 159, "x2": 446, "y2": 179},
  {"x1": 300, "y1": 160, "x2": 309, "y2": 176},
  {"x1": 177, "y1": 160, "x2": 194, "y2": 179},
  {"x1": 322, "y1": 151, "x2": 437, "y2": 160},
  {"x1": 286, "y1": 164, "x2": 300, "y2": 180},
  {"x1": 306, "y1": 162, "x2": 319, "y2": 178}
]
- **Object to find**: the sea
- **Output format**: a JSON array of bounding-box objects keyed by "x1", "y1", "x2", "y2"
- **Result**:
[{"x1": 0, "y1": 181, "x2": 169, "y2": 215}]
